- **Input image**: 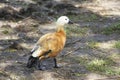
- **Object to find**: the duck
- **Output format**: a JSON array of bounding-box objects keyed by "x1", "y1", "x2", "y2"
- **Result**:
[{"x1": 27, "y1": 16, "x2": 73, "y2": 69}]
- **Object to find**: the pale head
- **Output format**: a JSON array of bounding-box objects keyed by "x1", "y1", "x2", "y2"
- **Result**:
[{"x1": 56, "y1": 16, "x2": 70, "y2": 26}]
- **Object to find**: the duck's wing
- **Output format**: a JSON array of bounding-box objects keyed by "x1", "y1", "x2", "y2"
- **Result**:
[
  {"x1": 31, "y1": 33, "x2": 53, "y2": 53},
  {"x1": 31, "y1": 33, "x2": 55, "y2": 57},
  {"x1": 31, "y1": 44, "x2": 39, "y2": 53}
]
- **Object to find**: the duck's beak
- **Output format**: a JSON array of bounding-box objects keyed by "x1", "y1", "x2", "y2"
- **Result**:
[{"x1": 68, "y1": 20, "x2": 73, "y2": 24}]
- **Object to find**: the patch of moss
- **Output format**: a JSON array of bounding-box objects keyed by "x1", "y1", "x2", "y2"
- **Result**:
[
  {"x1": 86, "y1": 58, "x2": 120, "y2": 75},
  {"x1": 102, "y1": 22, "x2": 120, "y2": 35},
  {"x1": 0, "y1": 72, "x2": 8, "y2": 77},
  {"x1": 114, "y1": 41, "x2": 120, "y2": 48},
  {"x1": 105, "y1": 67, "x2": 120, "y2": 75},
  {"x1": 1, "y1": 26, "x2": 14, "y2": 34},
  {"x1": 5, "y1": 48, "x2": 17, "y2": 52},
  {"x1": 74, "y1": 73, "x2": 86, "y2": 77},
  {"x1": 73, "y1": 56, "x2": 89, "y2": 64},
  {"x1": 67, "y1": 14, "x2": 99, "y2": 22},
  {"x1": 2, "y1": 30, "x2": 9, "y2": 34},
  {"x1": 72, "y1": 56, "x2": 120, "y2": 76},
  {"x1": 66, "y1": 25, "x2": 88, "y2": 37},
  {"x1": 87, "y1": 59, "x2": 109, "y2": 71},
  {"x1": 87, "y1": 41, "x2": 99, "y2": 49}
]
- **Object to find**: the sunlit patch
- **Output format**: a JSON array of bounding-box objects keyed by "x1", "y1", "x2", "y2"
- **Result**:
[
  {"x1": 86, "y1": 73, "x2": 107, "y2": 80},
  {"x1": 97, "y1": 43, "x2": 113, "y2": 49},
  {"x1": 20, "y1": 43, "x2": 31, "y2": 49},
  {"x1": 88, "y1": 59, "x2": 106, "y2": 66},
  {"x1": 108, "y1": 53, "x2": 120, "y2": 64},
  {"x1": 109, "y1": 53, "x2": 120, "y2": 60},
  {"x1": 95, "y1": 40, "x2": 117, "y2": 49},
  {"x1": 76, "y1": 0, "x2": 120, "y2": 16},
  {"x1": 0, "y1": 62, "x2": 13, "y2": 69}
]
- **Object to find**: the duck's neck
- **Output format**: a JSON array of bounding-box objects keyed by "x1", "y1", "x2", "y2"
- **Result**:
[{"x1": 56, "y1": 25, "x2": 66, "y2": 35}]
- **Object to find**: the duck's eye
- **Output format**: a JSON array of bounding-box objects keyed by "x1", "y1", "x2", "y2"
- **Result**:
[{"x1": 65, "y1": 19, "x2": 67, "y2": 20}]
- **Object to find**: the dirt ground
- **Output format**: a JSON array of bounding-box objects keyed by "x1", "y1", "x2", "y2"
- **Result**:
[{"x1": 0, "y1": 0, "x2": 120, "y2": 80}]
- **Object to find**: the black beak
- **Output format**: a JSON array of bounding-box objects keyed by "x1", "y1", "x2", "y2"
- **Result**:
[{"x1": 68, "y1": 20, "x2": 73, "y2": 24}]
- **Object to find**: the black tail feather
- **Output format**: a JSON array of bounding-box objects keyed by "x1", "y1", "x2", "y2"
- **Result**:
[{"x1": 26, "y1": 56, "x2": 37, "y2": 68}]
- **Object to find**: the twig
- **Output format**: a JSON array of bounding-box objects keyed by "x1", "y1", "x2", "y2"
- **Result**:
[
  {"x1": 66, "y1": 38, "x2": 81, "y2": 47},
  {"x1": 62, "y1": 47, "x2": 81, "y2": 57},
  {"x1": 15, "y1": 13, "x2": 26, "y2": 19}
]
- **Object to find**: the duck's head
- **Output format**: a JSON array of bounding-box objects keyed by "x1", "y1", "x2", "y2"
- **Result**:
[{"x1": 56, "y1": 16, "x2": 73, "y2": 26}]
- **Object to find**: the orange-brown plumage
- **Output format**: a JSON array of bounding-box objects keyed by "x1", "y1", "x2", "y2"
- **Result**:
[
  {"x1": 27, "y1": 16, "x2": 72, "y2": 69},
  {"x1": 36, "y1": 25, "x2": 66, "y2": 60}
]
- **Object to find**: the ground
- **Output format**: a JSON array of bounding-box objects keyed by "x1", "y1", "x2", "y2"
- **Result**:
[{"x1": 0, "y1": 0, "x2": 120, "y2": 80}]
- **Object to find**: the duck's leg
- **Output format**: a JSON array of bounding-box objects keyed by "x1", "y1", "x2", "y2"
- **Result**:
[
  {"x1": 53, "y1": 58, "x2": 59, "y2": 68},
  {"x1": 36, "y1": 50, "x2": 52, "y2": 70},
  {"x1": 36, "y1": 58, "x2": 42, "y2": 70}
]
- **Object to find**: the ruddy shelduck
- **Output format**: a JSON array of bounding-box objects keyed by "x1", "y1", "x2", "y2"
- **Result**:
[{"x1": 27, "y1": 16, "x2": 73, "y2": 70}]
